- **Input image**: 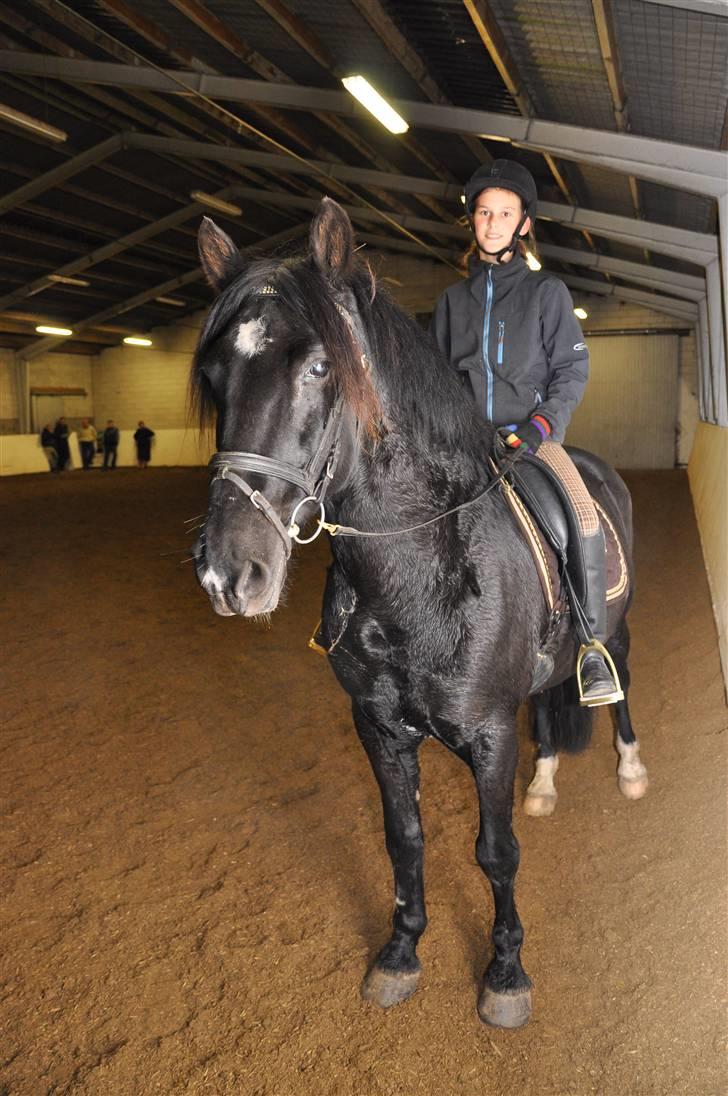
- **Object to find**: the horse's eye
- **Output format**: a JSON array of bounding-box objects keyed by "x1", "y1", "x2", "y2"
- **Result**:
[{"x1": 306, "y1": 360, "x2": 330, "y2": 379}]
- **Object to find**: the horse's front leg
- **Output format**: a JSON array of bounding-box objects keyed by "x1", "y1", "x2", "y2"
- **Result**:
[
  {"x1": 353, "y1": 703, "x2": 427, "y2": 1009},
  {"x1": 470, "y1": 719, "x2": 533, "y2": 1029}
]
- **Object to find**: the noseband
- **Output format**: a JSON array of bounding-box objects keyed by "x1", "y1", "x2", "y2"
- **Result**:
[{"x1": 208, "y1": 285, "x2": 367, "y2": 558}]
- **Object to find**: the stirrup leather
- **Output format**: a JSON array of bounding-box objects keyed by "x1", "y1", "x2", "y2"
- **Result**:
[{"x1": 576, "y1": 640, "x2": 624, "y2": 708}]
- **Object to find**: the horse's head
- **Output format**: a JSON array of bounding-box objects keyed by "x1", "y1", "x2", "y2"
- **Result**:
[{"x1": 191, "y1": 198, "x2": 379, "y2": 617}]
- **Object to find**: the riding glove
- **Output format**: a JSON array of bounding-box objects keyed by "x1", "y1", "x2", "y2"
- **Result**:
[{"x1": 503, "y1": 415, "x2": 551, "y2": 454}]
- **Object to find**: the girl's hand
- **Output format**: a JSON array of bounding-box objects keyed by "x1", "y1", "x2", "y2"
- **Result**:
[{"x1": 502, "y1": 415, "x2": 552, "y2": 454}]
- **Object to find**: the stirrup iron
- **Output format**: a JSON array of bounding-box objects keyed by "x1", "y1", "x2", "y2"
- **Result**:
[{"x1": 576, "y1": 640, "x2": 624, "y2": 708}]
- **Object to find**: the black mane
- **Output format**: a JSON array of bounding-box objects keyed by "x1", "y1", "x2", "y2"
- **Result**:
[{"x1": 190, "y1": 251, "x2": 492, "y2": 466}]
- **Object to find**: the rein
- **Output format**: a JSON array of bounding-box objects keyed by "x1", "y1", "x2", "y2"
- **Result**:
[{"x1": 318, "y1": 463, "x2": 512, "y2": 539}]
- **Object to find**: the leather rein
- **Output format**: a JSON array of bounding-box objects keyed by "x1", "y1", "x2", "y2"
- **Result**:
[{"x1": 208, "y1": 284, "x2": 511, "y2": 554}]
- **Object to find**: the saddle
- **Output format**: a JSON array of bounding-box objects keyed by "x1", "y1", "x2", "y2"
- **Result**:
[{"x1": 495, "y1": 452, "x2": 629, "y2": 616}]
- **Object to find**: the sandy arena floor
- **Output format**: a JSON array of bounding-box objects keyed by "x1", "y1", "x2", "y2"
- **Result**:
[{"x1": 1, "y1": 466, "x2": 726, "y2": 1095}]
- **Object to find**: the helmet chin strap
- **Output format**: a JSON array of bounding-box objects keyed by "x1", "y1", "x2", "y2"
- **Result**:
[{"x1": 476, "y1": 211, "x2": 528, "y2": 264}]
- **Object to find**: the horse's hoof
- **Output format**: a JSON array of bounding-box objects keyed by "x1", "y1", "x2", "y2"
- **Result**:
[
  {"x1": 619, "y1": 774, "x2": 648, "y2": 800},
  {"x1": 524, "y1": 792, "x2": 557, "y2": 817},
  {"x1": 361, "y1": 966, "x2": 421, "y2": 1009},
  {"x1": 478, "y1": 985, "x2": 532, "y2": 1029}
]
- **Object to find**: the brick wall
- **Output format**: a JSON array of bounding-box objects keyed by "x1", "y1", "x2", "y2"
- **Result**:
[
  {"x1": 92, "y1": 319, "x2": 201, "y2": 430},
  {"x1": 0, "y1": 349, "x2": 94, "y2": 434}
]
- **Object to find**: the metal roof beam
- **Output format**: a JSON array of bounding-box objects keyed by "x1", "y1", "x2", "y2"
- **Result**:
[
  {"x1": 3, "y1": 55, "x2": 723, "y2": 198},
  {"x1": 0, "y1": 135, "x2": 123, "y2": 216},
  {"x1": 464, "y1": 0, "x2": 598, "y2": 251},
  {"x1": 123, "y1": 135, "x2": 719, "y2": 263},
  {"x1": 591, "y1": 0, "x2": 647, "y2": 259},
  {"x1": 347, "y1": 0, "x2": 489, "y2": 164},
  {"x1": 18, "y1": 222, "x2": 308, "y2": 360},
  {"x1": 0, "y1": 181, "x2": 247, "y2": 312},
  {"x1": 538, "y1": 244, "x2": 706, "y2": 300},
  {"x1": 563, "y1": 275, "x2": 699, "y2": 321},
  {"x1": 639, "y1": 0, "x2": 728, "y2": 15}
]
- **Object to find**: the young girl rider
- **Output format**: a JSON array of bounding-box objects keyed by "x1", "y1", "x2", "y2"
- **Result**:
[{"x1": 431, "y1": 159, "x2": 621, "y2": 706}]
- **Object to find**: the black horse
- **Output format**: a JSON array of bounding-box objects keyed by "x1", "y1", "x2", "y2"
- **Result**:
[{"x1": 190, "y1": 198, "x2": 648, "y2": 1028}]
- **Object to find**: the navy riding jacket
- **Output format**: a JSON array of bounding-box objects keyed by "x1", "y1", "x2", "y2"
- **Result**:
[{"x1": 431, "y1": 254, "x2": 589, "y2": 442}]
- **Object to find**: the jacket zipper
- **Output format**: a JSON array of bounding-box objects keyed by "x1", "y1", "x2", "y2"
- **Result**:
[
  {"x1": 483, "y1": 267, "x2": 494, "y2": 420},
  {"x1": 497, "y1": 319, "x2": 505, "y2": 366}
]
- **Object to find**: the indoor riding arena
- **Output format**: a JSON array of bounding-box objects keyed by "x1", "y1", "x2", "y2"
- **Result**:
[{"x1": 1, "y1": 3, "x2": 727, "y2": 1095}]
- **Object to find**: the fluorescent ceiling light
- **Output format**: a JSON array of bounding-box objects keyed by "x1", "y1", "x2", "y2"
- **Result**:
[
  {"x1": 525, "y1": 250, "x2": 542, "y2": 271},
  {"x1": 35, "y1": 324, "x2": 73, "y2": 336},
  {"x1": 342, "y1": 76, "x2": 408, "y2": 135},
  {"x1": 123, "y1": 336, "x2": 153, "y2": 347},
  {"x1": 48, "y1": 274, "x2": 91, "y2": 287},
  {"x1": 574, "y1": 307, "x2": 588, "y2": 320},
  {"x1": 0, "y1": 102, "x2": 67, "y2": 143},
  {"x1": 190, "y1": 190, "x2": 242, "y2": 217},
  {"x1": 155, "y1": 296, "x2": 185, "y2": 307}
]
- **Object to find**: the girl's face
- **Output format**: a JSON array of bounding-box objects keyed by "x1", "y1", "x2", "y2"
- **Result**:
[{"x1": 472, "y1": 187, "x2": 531, "y2": 263}]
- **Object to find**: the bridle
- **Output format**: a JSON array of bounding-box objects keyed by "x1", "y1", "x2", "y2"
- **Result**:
[
  {"x1": 207, "y1": 282, "x2": 517, "y2": 555},
  {"x1": 207, "y1": 285, "x2": 362, "y2": 558}
]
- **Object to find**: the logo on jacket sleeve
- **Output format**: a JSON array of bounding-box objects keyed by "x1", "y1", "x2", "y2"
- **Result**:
[{"x1": 573, "y1": 341, "x2": 587, "y2": 351}]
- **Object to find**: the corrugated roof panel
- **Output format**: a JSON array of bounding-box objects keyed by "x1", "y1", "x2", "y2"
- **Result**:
[
  {"x1": 485, "y1": 0, "x2": 617, "y2": 129},
  {"x1": 192, "y1": 0, "x2": 341, "y2": 88},
  {"x1": 572, "y1": 163, "x2": 636, "y2": 218},
  {"x1": 613, "y1": 0, "x2": 728, "y2": 149},
  {"x1": 380, "y1": 0, "x2": 522, "y2": 114},
  {"x1": 639, "y1": 180, "x2": 715, "y2": 235}
]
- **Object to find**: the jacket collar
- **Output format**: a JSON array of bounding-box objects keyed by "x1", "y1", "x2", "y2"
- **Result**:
[{"x1": 468, "y1": 253, "x2": 528, "y2": 301}]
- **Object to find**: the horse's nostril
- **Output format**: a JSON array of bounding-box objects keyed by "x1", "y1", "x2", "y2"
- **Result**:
[{"x1": 234, "y1": 559, "x2": 270, "y2": 602}]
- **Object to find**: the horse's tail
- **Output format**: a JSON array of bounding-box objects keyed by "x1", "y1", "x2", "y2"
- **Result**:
[{"x1": 542, "y1": 674, "x2": 594, "y2": 753}]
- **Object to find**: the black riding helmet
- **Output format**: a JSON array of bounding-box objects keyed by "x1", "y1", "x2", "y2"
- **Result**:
[
  {"x1": 463, "y1": 159, "x2": 537, "y2": 262},
  {"x1": 463, "y1": 159, "x2": 537, "y2": 219}
]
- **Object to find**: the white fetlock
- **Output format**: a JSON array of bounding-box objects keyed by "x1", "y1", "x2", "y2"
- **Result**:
[
  {"x1": 524, "y1": 755, "x2": 559, "y2": 816},
  {"x1": 616, "y1": 737, "x2": 648, "y2": 800}
]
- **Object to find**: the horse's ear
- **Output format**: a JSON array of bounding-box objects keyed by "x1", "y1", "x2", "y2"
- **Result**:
[
  {"x1": 310, "y1": 197, "x2": 355, "y2": 282},
  {"x1": 198, "y1": 217, "x2": 242, "y2": 291}
]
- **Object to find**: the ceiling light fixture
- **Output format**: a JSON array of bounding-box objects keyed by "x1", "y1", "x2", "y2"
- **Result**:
[
  {"x1": 35, "y1": 324, "x2": 73, "y2": 336},
  {"x1": 525, "y1": 250, "x2": 542, "y2": 271},
  {"x1": 0, "y1": 102, "x2": 67, "y2": 143},
  {"x1": 48, "y1": 274, "x2": 91, "y2": 287},
  {"x1": 574, "y1": 307, "x2": 588, "y2": 320},
  {"x1": 155, "y1": 296, "x2": 186, "y2": 307},
  {"x1": 342, "y1": 76, "x2": 408, "y2": 134},
  {"x1": 123, "y1": 336, "x2": 153, "y2": 347},
  {"x1": 190, "y1": 191, "x2": 242, "y2": 217}
]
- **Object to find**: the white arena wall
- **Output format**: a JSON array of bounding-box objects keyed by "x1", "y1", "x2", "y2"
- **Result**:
[{"x1": 688, "y1": 422, "x2": 728, "y2": 698}]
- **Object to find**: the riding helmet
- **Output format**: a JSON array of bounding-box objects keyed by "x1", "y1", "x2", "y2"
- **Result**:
[{"x1": 463, "y1": 159, "x2": 538, "y2": 220}]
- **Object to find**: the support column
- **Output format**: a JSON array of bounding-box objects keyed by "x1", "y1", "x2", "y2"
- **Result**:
[
  {"x1": 13, "y1": 354, "x2": 30, "y2": 433},
  {"x1": 696, "y1": 298, "x2": 711, "y2": 421},
  {"x1": 706, "y1": 259, "x2": 727, "y2": 426},
  {"x1": 719, "y1": 191, "x2": 728, "y2": 356}
]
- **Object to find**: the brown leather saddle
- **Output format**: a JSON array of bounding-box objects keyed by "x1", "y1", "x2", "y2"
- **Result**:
[{"x1": 494, "y1": 455, "x2": 629, "y2": 616}]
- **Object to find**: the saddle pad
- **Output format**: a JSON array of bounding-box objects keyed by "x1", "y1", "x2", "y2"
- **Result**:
[{"x1": 501, "y1": 481, "x2": 628, "y2": 612}]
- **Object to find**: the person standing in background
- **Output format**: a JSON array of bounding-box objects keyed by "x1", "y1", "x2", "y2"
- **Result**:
[
  {"x1": 102, "y1": 420, "x2": 119, "y2": 469},
  {"x1": 41, "y1": 423, "x2": 58, "y2": 472},
  {"x1": 54, "y1": 417, "x2": 70, "y2": 472},
  {"x1": 133, "y1": 421, "x2": 155, "y2": 468},
  {"x1": 78, "y1": 418, "x2": 97, "y2": 469}
]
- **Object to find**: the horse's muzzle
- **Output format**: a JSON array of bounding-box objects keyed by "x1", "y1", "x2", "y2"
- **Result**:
[{"x1": 196, "y1": 542, "x2": 287, "y2": 617}]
